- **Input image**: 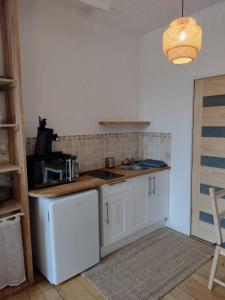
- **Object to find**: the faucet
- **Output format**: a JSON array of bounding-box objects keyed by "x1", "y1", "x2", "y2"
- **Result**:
[
  {"x1": 121, "y1": 157, "x2": 136, "y2": 166},
  {"x1": 126, "y1": 158, "x2": 135, "y2": 166}
]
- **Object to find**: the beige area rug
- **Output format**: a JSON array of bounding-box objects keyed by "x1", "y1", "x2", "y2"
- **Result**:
[{"x1": 83, "y1": 227, "x2": 214, "y2": 300}]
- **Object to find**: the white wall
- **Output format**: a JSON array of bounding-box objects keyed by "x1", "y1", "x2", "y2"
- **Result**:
[
  {"x1": 18, "y1": 0, "x2": 225, "y2": 235},
  {"x1": 18, "y1": 0, "x2": 139, "y2": 137},
  {"x1": 139, "y1": 2, "x2": 225, "y2": 235}
]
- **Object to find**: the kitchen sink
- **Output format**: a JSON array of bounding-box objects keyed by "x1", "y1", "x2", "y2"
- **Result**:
[{"x1": 121, "y1": 164, "x2": 149, "y2": 171}]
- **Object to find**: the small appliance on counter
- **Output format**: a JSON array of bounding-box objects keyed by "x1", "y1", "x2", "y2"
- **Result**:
[
  {"x1": 27, "y1": 153, "x2": 79, "y2": 189},
  {"x1": 105, "y1": 157, "x2": 115, "y2": 168},
  {"x1": 27, "y1": 117, "x2": 79, "y2": 189}
]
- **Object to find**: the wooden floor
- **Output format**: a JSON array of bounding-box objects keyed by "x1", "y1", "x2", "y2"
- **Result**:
[{"x1": 3, "y1": 257, "x2": 225, "y2": 300}]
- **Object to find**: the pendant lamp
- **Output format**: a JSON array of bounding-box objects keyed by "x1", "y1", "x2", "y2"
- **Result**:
[{"x1": 163, "y1": 0, "x2": 202, "y2": 64}]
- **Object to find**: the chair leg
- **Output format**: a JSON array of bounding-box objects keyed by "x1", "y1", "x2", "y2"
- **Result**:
[{"x1": 208, "y1": 246, "x2": 220, "y2": 290}]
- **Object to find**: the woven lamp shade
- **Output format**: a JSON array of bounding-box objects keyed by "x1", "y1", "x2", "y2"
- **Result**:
[{"x1": 163, "y1": 17, "x2": 202, "y2": 64}]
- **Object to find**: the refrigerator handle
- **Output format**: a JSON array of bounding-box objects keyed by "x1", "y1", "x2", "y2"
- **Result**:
[{"x1": 105, "y1": 202, "x2": 109, "y2": 224}]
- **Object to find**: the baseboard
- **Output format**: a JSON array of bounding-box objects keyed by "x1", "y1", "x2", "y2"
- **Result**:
[{"x1": 101, "y1": 221, "x2": 166, "y2": 257}]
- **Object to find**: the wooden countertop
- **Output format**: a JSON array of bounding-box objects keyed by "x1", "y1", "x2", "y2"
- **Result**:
[{"x1": 29, "y1": 166, "x2": 170, "y2": 198}]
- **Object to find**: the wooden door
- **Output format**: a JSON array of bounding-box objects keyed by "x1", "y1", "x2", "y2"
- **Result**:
[
  {"x1": 149, "y1": 170, "x2": 169, "y2": 225},
  {"x1": 129, "y1": 175, "x2": 149, "y2": 233},
  {"x1": 192, "y1": 75, "x2": 225, "y2": 243}
]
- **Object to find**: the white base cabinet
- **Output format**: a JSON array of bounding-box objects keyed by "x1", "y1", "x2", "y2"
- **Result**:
[
  {"x1": 128, "y1": 175, "x2": 149, "y2": 233},
  {"x1": 148, "y1": 171, "x2": 169, "y2": 225},
  {"x1": 100, "y1": 180, "x2": 129, "y2": 247},
  {"x1": 100, "y1": 170, "x2": 169, "y2": 254}
]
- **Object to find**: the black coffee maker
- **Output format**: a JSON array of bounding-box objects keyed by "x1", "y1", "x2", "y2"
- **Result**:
[
  {"x1": 27, "y1": 117, "x2": 79, "y2": 189},
  {"x1": 34, "y1": 117, "x2": 58, "y2": 156}
]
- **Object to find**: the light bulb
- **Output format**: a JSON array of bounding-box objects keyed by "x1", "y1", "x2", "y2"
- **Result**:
[{"x1": 179, "y1": 31, "x2": 187, "y2": 42}]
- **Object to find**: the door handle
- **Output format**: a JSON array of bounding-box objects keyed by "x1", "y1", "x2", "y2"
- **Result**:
[
  {"x1": 105, "y1": 202, "x2": 109, "y2": 224},
  {"x1": 148, "y1": 177, "x2": 152, "y2": 196},
  {"x1": 153, "y1": 176, "x2": 156, "y2": 194}
]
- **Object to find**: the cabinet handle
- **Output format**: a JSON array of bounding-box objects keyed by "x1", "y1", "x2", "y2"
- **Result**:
[
  {"x1": 148, "y1": 177, "x2": 152, "y2": 196},
  {"x1": 109, "y1": 180, "x2": 126, "y2": 186},
  {"x1": 153, "y1": 176, "x2": 156, "y2": 194},
  {"x1": 105, "y1": 202, "x2": 109, "y2": 224}
]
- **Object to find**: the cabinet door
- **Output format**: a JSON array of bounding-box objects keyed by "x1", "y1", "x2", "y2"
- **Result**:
[
  {"x1": 102, "y1": 191, "x2": 129, "y2": 246},
  {"x1": 149, "y1": 170, "x2": 169, "y2": 225},
  {"x1": 129, "y1": 176, "x2": 149, "y2": 233}
]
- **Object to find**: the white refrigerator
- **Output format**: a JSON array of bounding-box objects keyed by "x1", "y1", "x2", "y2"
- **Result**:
[{"x1": 30, "y1": 190, "x2": 100, "y2": 285}]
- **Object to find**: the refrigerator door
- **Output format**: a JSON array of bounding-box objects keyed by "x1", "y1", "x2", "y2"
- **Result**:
[{"x1": 49, "y1": 190, "x2": 99, "y2": 285}]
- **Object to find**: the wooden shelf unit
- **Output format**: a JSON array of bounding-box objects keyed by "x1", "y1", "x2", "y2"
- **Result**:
[
  {"x1": 0, "y1": 163, "x2": 21, "y2": 173},
  {"x1": 99, "y1": 121, "x2": 151, "y2": 126},
  {"x1": 0, "y1": 123, "x2": 17, "y2": 128},
  {"x1": 0, "y1": 77, "x2": 16, "y2": 89},
  {"x1": 0, "y1": 199, "x2": 22, "y2": 215},
  {"x1": 0, "y1": 0, "x2": 34, "y2": 297}
]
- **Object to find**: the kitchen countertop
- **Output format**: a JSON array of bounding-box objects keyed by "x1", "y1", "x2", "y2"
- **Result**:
[{"x1": 29, "y1": 166, "x2": 170, "y2": 198}]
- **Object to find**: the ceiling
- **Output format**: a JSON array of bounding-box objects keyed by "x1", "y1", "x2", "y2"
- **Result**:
[{"x1": 70, "y1": 0, "x2": 225, "y2": 36}]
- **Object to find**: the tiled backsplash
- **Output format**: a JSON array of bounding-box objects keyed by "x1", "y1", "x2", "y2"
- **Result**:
[
  {"x1": 0, "y1": 132, "x2": 171, "y2": 172},
  {"x1": 25, "y1": 132, "x2": 171, "y2": 172},
  {"x1": 139, "y1": 133, "x2": 171, "y2": 165}
]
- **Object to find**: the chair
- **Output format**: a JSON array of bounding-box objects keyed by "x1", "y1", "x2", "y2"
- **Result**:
[{"x1": 208, "y1": 187, "x2": 225, "y2": 290}]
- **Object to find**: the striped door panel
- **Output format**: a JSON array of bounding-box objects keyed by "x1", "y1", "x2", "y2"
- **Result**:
[
  {"x1": 199, "y1": 212, "x2": 225, "y2": 228},
  {"x1": 192, "y1": 75, "x2": 225, "y2": 243},
  {"x1": 201, "y1": 138, "x2": 225, "y2": 157}
]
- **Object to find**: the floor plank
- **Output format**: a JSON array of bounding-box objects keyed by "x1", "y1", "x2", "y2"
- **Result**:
[
  {"x1": 169, "y1": 287, "x2": 197, "y2": 300},
  {"x1": 36, "y1": 281, "x2": 63, "y2": 300},
  {"x1": 3, "y1": 258, "x2": 225, "y2": 300},
  {"x1": 55, "y1": 275, "x2": 103, "y2": 300},
  {"x1": 178, "y1": 277, "x2": 225, "y2": 300},
  {"x1": 7, "y1": 291, "x2": 31, "y2": 300},
  {"x1": 162, "y1": 294, "x2": 177, "y2": 300}
]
